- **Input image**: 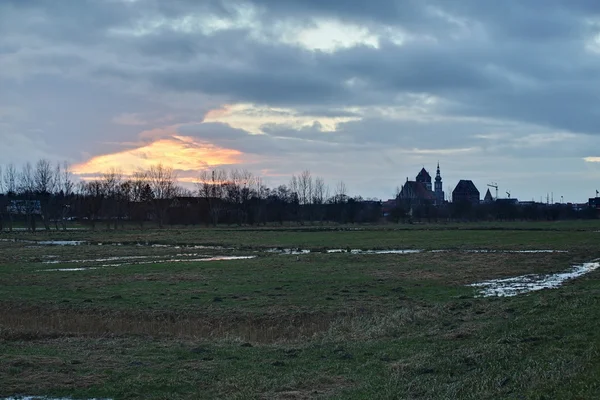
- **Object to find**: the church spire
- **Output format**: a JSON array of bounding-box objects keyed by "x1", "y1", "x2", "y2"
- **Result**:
[{"x1": 434, "y1": 162, "x2": 444, "y2": 205}]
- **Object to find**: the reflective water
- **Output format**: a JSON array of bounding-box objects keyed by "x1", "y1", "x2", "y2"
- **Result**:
[
  {"x1": 469, "y1": 260, "x2": 600, "y2": 297},
  {"x1": 39, "y1": 255, "x2": 257, "y2": 271}
]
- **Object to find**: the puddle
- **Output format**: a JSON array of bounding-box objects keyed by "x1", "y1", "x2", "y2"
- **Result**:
[
  {"x1": 98, "y1": 256, "x2": 256, "y2": 267},
  {"x1": 266, "y1": 248, "x2": 421, "y2": 255},
  {"x1": 146, "y1": 243, "x2": 228, "y2": 250},
  {"x1": 264, "y1": 248, "x2": 565, "y2": 256},
  {"x1": 326, "y1": 249, "x2": 422, "y2": 254},
  {"x1": 353, "y1": 249, "x2": 421, "y2": 255},
  {"x1": 469, "y1": 260, "x2": 600, "y2": 297},
  {"x1": 266, "y1": 248, "x2": 311, "y2": 255},
  {"x1": 43, "y1": 255, "x2": 153, "y2": 264},
  {"x1": 37, "y1": 240, "x2": 86, "y2": 246},
  {"x1": 0, "y1": 239, "x2": 87, "y2": 246},
  {"x1": 464, "y1": 250, "x2": 568, "y2": 254},
  {"x1": 199, "y1": 256, "x2": 255, "y2": 262},
  {"x1": 41, "y1": 254, "x2": 253, "y2": 265},
  {"x1": 40, "y1": 267, "x2": 99, "y2": 272},
  {"x1": 40, "y1": 256, "x2": 256, "y2": 270}
]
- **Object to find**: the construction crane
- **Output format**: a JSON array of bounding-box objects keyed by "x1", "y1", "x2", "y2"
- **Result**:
[{"x1": 487, "y1": 182, "x2": 498, "y2": 200}]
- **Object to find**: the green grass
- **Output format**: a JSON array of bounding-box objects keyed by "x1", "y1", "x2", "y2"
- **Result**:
[{"x1": 1, "y1": 224, "x2": 600, "y2": 399}]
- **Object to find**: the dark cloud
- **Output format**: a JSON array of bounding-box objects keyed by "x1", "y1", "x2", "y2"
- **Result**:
[{"x1": 3, "y1": 0, "x2": 600, "y2": 200}]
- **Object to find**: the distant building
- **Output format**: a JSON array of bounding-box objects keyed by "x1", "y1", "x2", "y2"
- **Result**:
[
  {"x1": 496, "y1": 198, "x2": 519, "y2": 205},
  {"x1": 416, "y1": 168, "x2": 432, "y2": 191},
  {"x1": 452, "y1": 180, "x2": 480, "y2": 205},
  {"x1": 398, "y1": 180, "x2": 436, "y2": 206},
  {"x1": 7, "y1": 200, "x2": 41, "y2": 215},
  {"x1": 589, "y1": 197, "x2": 600, "y2": 210},
  {"x1": 381, "y1": 199, "x2": 397, "y2": 216},
  {"x1": 398, "y1": 165, "x2": 445, "y2": 207},
  {"x1": 483, "y1": 189, "x2": 494, "y2": 203}
]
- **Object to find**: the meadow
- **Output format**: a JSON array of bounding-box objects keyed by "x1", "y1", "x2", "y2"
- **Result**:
[{"x1": 1, "y1": 221, "x2": 600, "y2": 399}]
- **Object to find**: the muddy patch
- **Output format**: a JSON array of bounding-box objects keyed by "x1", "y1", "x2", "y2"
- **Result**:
[{"x1": 469, "y1": 260, "x2": 600, "y2": 297}]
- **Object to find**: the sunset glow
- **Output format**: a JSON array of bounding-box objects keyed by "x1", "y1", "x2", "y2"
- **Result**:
[{"x1": 73, "y1": 135, "x2": 242, "y2": 176}]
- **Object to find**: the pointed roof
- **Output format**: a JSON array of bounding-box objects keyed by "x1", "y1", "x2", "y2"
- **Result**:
[
  {"x1": 416, "y1": 167, "x2": 431, "y2": 182},
  {"x1": 484, "y1": 188, "x2": 494, "y2": 202}
]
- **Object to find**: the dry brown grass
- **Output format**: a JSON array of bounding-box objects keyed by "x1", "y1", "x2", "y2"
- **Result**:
[
  {"x1": 0, "y1": 299, "x2": 490, "y2": 346},
  {"x1": 260, "y1": 376, "x2": 351, "y2": 399},
  {"x1": 0, "y1": 304, "x2": 339, "y2": 343}
]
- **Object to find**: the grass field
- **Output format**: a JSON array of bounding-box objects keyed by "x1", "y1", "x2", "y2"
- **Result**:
[{"x1": 1, "y1": 221, "x2": 600, "y2": 399}]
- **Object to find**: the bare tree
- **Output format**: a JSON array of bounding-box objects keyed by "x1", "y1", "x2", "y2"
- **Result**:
[
  {"x1": 2, "y1": 164, "x2": 17, "y2": 232},
  {"x1": 147, "y1": 164, "x2": 177, "y2": 227},
  {"x1": 197, "y1": 169, "x2": 227, "y2": 226},
  {"x1": 19, "y1": 163, "x2": 37, "y2": 231},
  {"x1": 313, "y1": 177, "x2": 325, "y2": 204},
  {"x1": 254, "y1": 176, "x2": 268, "y2": 225},
  {"x1": 334, "y1": 180, "x2": 348, "y2": 203},
  {"x1": 131, "y1": 170, "x2": 151, "y2": 228},
  {"x1": 117, "y1": 180, "x2": 132, "y2": 229},
  {"x1": 58, "y1": 162, "x2": 74, "y2": 230},
  {"x1": 62, "y1": 162, "x2": 74, "y2": 195},
  {"x1": 101, "y1": 168, "x2": 123, "y2": 229},
  {"x1": 83, "y1": 180, "x2": 104, "y2": 230},
  {"x1": 4, "y1": 164, "x2": 17, "y2": 195},
  {"x1": 34, "y1": 159, "x2": 56, "y2": 195},
  {"x1": 19, "y1": 163, "x2": 35, "y2": 194},
  {"x1": 33, "y1": 159, "x2": 57, "y2": 230},
  {"x1": 103, "y1": 168, "x2": 124, "y2": 229},
  {"x1": 289, "y1": 175, "x2": 298, "y2": 199},
  {"x1": 298, "y1": 170, "x2": 313, "y2": 206},
  {"x1": 148, "y1": 164, "x2": 177, "y2": 200},
  {"x1": 313, "y1": 176, "x2": 326, "y2": 224}
]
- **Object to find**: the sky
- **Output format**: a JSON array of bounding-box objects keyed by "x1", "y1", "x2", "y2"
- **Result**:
[{"x1": 1, "y1": 0, "x2": 600, "y2": 203}]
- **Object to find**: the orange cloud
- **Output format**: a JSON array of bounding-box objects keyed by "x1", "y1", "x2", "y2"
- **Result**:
[{"x1": 73, "y1": 135, "x2": 242, "y2": 176}]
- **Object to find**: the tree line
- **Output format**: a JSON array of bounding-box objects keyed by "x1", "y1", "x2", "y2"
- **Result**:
[
  {"x1": 0, "y1": 160, "x2": 381, "y2": 231},
  {"x1": 0, "y1": 159, "x2": 596, "y2": 232}
]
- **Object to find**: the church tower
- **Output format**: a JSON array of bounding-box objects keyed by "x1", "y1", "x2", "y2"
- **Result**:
[
  {"x1": 416, "y1": 167, "x2": 432, "y2": 191},
  {"x1": 434, "y1": 162, "x2": 444, "y2": 205}
]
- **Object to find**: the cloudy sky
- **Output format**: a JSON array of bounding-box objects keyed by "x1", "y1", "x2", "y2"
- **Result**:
[{"x1": 2, "y1": 0, "x2": 600, "y2": 202}]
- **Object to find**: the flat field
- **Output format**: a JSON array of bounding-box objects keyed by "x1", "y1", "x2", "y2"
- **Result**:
[{"x1": 1, "y1": 222, "x2": 600, "y2": 399}]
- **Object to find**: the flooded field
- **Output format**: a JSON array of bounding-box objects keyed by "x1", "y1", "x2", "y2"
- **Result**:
[{"x1": 1, "y1": 224, "x2": 600, "y2": 399}]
